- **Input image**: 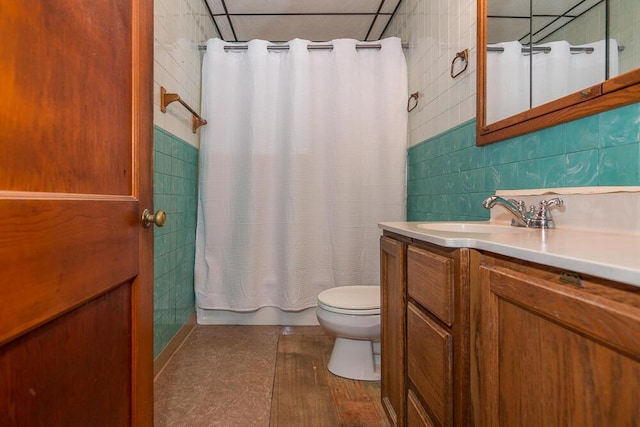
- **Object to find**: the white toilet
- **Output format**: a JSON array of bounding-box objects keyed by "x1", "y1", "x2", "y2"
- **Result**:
[{"x1": 316, "y1": 285, "x2": 381, "y2": 381}]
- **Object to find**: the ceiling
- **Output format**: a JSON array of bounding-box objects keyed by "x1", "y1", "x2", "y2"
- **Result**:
[
  {"x1": 203, "y1": 0, "x2": 403, "y2": 42},
  {"x1": 488, "y1": 0, "x2": 603, "y2": 44}
]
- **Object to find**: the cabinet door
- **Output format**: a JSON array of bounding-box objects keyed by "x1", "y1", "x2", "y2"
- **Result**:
[
  {"x1": 407, "y1": 303, "x2": 453, "y2": 427},
  {"x1": 476, "y1": 256, "x2": 640, "y2": 426},
  {"x1": 381, "y1": 236, "x2": 407, "y2": 427},
  {"x1": 407, "y1": 389, "x2": 437, "y2": 427}
]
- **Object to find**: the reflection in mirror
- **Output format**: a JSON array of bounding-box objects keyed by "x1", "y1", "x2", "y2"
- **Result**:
[
  {"x1": 486, "y1": 0, "x2": 531, "y2": 123},
  {"x1": 610, "y1": 0, "x2": 640, "y2": 74},
  {"x1": 486, "y1": 0, "x2": 614, "y2": 124},
  {"x1": 478, "y1": 0, "x2": 640, "y2": 146}
]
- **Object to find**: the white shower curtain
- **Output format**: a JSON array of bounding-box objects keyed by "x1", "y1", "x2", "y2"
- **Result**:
[
  {"x1": 487, "y1": 39, "x2": 619, "y2": 123},
  {"x1": 486, "y1": 41, "x2": 530, "y2": 124},
  {"x1": 195, "y1": 38, "x2": 408, "y2": 311},
  {"x1": 532, "y1": 41, "x2": 572, "y2": 107}
]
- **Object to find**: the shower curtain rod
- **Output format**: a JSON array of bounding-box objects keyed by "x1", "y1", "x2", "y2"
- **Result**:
[
  {"x1": 488, "y1": 45, "x2": 625, "y2": 54},
  {"x1": 198, "y1": 42, "x2": 409, "y2": 51}
]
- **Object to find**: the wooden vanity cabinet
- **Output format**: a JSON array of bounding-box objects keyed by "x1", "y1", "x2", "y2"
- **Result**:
[
  {"x1": 471, "y1": 252, "x2": 640, "y2": 426},
  {"x1": 407, "y1": 242, "x2": 471, "y2": 427},
  {"x1": 381, "y1": 231, "x2": 472, "y2": 427},
  {"x1": 383, "y1": 228, "x2": 640, "y2": 426}
]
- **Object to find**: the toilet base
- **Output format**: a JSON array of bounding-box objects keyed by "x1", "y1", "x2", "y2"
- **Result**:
[{"x1": 327, "y1": 337, "x2": 381, "y2": 381}]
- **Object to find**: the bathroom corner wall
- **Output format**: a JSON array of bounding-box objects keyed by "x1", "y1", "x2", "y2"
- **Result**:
[
  {"x1": 154, "y1": 0, "x2": 217, "y2": 148},
  {"x1": 153, "y1": 0, "x2": 217, "y2": 357},
  {"x1": 153, "y1": 127, "x2": 199, "y2": 356},
  {"x1": 387, "y1": 0, "x2": 640, "y2": 221},
  {"x1": 406, "y1": 120, "x2": 488, "y2": 221},
  {"x1": 385, "y1": 0, "x2": 477, "y2": 146}
]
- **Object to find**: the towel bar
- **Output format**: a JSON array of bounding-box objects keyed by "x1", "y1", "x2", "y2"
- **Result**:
[{"x1": 160, "y1": 87, "x2": 208, "y2": 133}]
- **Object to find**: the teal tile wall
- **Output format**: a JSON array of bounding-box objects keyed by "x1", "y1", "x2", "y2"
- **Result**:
[
  {"x1": 153, "y1": 126, "x2": 199, "y2": 357},
  {"x1": 407, "y1": 103, "x2": 640, "y2": 221}
]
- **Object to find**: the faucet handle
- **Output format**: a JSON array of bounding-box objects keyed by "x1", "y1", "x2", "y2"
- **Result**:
[
  {"x1": 537, "y1": 198, "x2": 563, "y2": 215},
  {"x1": 542, "y1": 197, "x2": 563, "y2": 207},
  {"x1": 533, "y1": 198, "x2": 564, "y2": 227},
  {"x1": 508, "y1": 199, "x2": 527, "y2": 214}
]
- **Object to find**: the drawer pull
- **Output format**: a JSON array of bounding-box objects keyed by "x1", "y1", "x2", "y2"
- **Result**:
[{"x1": 560, "y1": 272, "x2": 583, "y2": 288}]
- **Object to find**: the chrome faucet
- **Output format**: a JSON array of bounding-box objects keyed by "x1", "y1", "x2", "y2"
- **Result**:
[{"x1": 482, "y1": 196, "x2": 563, "y2": 229}]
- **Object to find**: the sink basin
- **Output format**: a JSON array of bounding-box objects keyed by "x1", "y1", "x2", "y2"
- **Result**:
[{"x1": 416, "y1": 222, "x2": 526, "y2": 234}]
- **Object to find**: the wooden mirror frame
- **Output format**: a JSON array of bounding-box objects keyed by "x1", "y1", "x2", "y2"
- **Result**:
[{"x1": 476, "y1": 0, "x2": 640, "y2": 146}]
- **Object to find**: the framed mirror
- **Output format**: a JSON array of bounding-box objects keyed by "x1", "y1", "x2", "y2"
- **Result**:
[{"x1": 477, "y1": 0, "x2": 640, "y2": 146}]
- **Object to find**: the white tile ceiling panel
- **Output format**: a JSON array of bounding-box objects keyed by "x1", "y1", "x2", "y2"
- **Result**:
[
  {"x1": 489, "y1": 0, "x2": 604, "y2": 44},
  {"x1": 380, "y1": 0, "x2": 400, "y2": 14},
  {"x1": 568, "y1": 0, "x2": 602, "y2": 16},
  {"x1": 214, "y1": 16, "x2": 236, "y2": 40},
  {"x1": 532, "y1": 17, "x2": 578, "y2": 43},
  {"x1": 367, "y1": 15, "x2": 391, "y2": 41},
  {"x1": 205, "y1": 0, "x2": 226, "y2": 15},
  {"x1": 531, "y1": 0, "x2": 602, "y2": 17},
  {"x1": 490, "y1": 0, "x2": 603, "y2": 18},
  {"x1": 488, "y1": 18, "x2": 530, "y2": 44},
  {"x1": 489, "y1": 0, "x2": 529, "y2": 18},
  {"x1": 231, "y1": 15, "x2": 374, "y2": 42},
  {"x1": 226, "y1": 0, "x2": 380, "y2": 14}
]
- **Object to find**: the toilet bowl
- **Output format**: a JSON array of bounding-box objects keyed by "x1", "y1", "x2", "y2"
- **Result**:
[{"x1": 316, "y1": 285, "x2": 381, "y2": 381}]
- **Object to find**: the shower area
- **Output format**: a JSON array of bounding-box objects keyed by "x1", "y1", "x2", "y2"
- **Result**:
[
  {"x1": 195, "y1": 37, "x2": 407, "y2": 325},
  {"x1": 152, "y1": 0, "x2": 406, "y2": 358}
]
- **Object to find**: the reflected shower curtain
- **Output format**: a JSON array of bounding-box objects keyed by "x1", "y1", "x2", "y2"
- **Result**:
[
  {"x1": 486, "y1": 41, "x2": 530, "y2": 124},
  {"x1": 195, "y1": 38, "x2": 408, "y2": 311},
  {"x1": 532, "y1": 41, "x2": 572, "y2": 107},
  {"x1": 487, "y1": 39, "x2": 619, "y2": 123}
]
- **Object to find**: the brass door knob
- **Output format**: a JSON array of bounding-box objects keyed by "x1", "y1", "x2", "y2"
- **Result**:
[{"x1": 142, "y1": 209, "x2": 167, "y2": 228}]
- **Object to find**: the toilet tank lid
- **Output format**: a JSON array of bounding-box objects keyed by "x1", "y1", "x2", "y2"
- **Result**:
[{"x1": 317, "y1": 285, "x2": 380, "y2": 310}]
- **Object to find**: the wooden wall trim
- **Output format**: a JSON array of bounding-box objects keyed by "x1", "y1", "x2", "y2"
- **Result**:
[{"x1": 153, "y1": 313, "x2": 197, "y2": 380}]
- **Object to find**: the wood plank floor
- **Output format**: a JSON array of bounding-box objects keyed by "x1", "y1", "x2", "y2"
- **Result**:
[
  {"x1": 270, "y1": 327, "x2": 389, "y2": 427},
  {"x1": 154, "y1": 325, "x2": 390, "y2": 427}
]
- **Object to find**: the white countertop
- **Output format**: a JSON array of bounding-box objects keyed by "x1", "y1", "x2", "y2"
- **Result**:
[{"x1": 378, "y1": 221, "x2": 640, "y2": 287}]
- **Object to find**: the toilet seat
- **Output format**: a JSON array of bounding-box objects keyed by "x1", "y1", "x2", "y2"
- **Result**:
[{"x1": 317, "y1": 285, "x2": 380, "y2": 315}]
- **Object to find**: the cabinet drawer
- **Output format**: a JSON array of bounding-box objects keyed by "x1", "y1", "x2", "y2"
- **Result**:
[
  {"x1": 407, "y1": 302, "x2": 453, "y2": 427},
  {"x1": 408, "y1": 245, "x2": 454, "y2": 325},
  {"x1": 407, "y1": 389, "x2": 437, "y2": 427}
]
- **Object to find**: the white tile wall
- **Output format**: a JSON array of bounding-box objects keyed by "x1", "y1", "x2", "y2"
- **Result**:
[
  {"x1": 154, "y1": 0, "x2": 218, "y2": 147},
  {"x1": 385, "y1": 0, "x2": 477, "y2": 148}
]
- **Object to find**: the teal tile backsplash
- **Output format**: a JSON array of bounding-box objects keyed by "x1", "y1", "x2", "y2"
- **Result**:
[
  {"x1": 153, "y1": 126, "x2": 198, "y2": 357},
  {"x1": 407, "y1": 103, "x2": 640, "y2": 221}
]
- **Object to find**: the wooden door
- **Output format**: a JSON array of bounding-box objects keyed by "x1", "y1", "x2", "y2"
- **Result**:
[
  {"x1": 380, "y1": 235, "x2": 407, "y2": 427},
  {"x1": 0, "y1": 1, "x2": 154, "y2": 425},
  {"x1": 475, "y1": 253, "x2": 640, "y2": 426}
]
